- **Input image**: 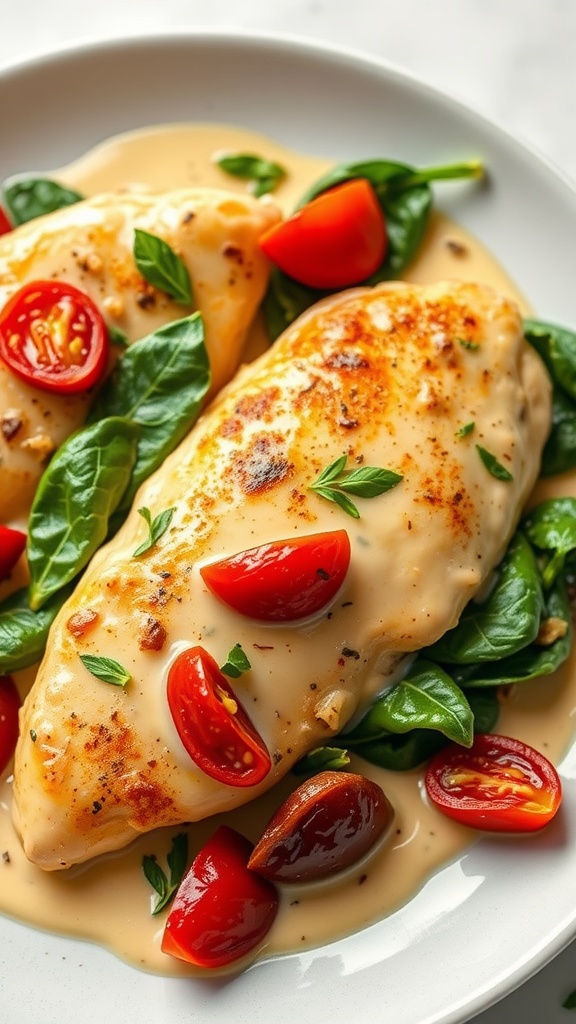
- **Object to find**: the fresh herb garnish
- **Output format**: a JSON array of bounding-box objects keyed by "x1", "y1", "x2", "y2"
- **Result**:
[
  {"x1": 79, "y1": 654, "x2": 131, "y2": 688},
  {"x1": 476, "y1": 445, "x2": 513, "y2": 481},
  {"x1": 220, "y1": 643, "x2": 251, "y2": 678},
  {"x1": 142, "y1": 833, "x2": 188, "y2": 916},
  {"x1": 309, "y1": 454, "x2": 403, "y2": 519},
  {"x1": 456, "y1": 421, "x2": 475, "y2": 438},
  {"x1": 133, "y1": 228, "x2": 193, "y2": 305},
  {"x1": 1, "y1": 174, "x2": 84, "y2": 225},
  {"x1": 458, "y1": 338, "x2": 480, "y2": 351},
  {"x1": 108, "y1": 325, "x2": 129, "y2": 348},
  {"x1": 133, "y1": 506, "x2": 176, "y2": 557},
  {"x1": 293, "y1": 745, "x2": 351, "y2": 776},
  {"x1": 215, "y1": 152, "x2": 286, "y2": 197}
]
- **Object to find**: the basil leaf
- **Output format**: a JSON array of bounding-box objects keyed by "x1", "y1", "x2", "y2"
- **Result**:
[
  {"x1": 456, "y1": 421, "x2": 475, "y2": 438},
  {"x1": 215, "y1": 153, "x2": 286, "y2": 197},
  {"x1": 426, "y1": 532, "x2": 544, "y2": 664},
  {"x1": 79, "y1": 654, "x2": 131, "y2": 687},
  {"x1": 476, "y1": 445, "x2": 513, "y2": 481},
  {"x1": 345, "y1": 659, "x2": 474, "y2": 748},
  {"x1": 27, "y1": 417, "x2": 139, "y2": 611},
  {"x1": 454, "y1": 577, "x2": 572, "y2": 688},
  {"x1": 309, "y1": 454, "x2": 402, "y2": 518},
  {"x1": 265, "y1": 157, "x2": 482, "y2": 339},
  {"x1": 1, "y1": 174, "x2": 84, "y2": 225},
  {"x1": 0, "y1": 585, "x2": 73, "y2": 673},
  {"x1": 133, "y1": 228, "x2": 193, "y2": 305},
  {"x1": 220, "y1": 643, "x2": 251, "y2": 679},
  {"x1": 88, "y1": 313, "x2": 210, "y2": 517},
  {"x1": 133, "y1": 506, "x2": 176, "y2": 558},
  {"x1": 142, "y1": 833, "x2": 188, "y2": 915},
  {"x1": 292, "y1": 745, "x2": 351, "y2": 776},
  {"x1": 352, "y1": 728, "x2": 447, "y2": 772}
]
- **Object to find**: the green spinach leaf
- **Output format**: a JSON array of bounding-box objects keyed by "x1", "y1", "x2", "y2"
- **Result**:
[
  {"x1": 292, "y1": 745, "x2": 351, "y2": 776},
  {"x1": 88, "y1": 313, "x2": 210, "y2": 516},
  {"x1": 524, "y1": 319, "x2": 576, "y2": 402},
  {"x1": 27, "y1": 417, "x2": 139, "y2": 610},
  {"x1": 523, "y1": 497, "x2": 576, "y2": 587},
  {"x1": 344, "y1": 659, "x2": 474, "y2": 748},
  {"x1": 425, "y1": 532, "x2": 543, "y2": 664},
  {"x1": 540, "y1": 386, "x2": 576, "y2": 477},
  {"x1": 1, "y1": 175, "x2": 84, "y2": 225},
  {"x1": 0, "y1": 585, "x2": 73, "y2": 673}
]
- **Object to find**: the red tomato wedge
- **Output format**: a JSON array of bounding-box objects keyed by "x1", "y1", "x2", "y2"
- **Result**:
[
  {"x1": 0, "y1": 675, "x2": 21, "y2": 776},
  {"x1": 0, "y1": 207, "x2": 12, "y2": 236},
  {"x1": 200, "y1": 529, "x2": 351, "y2": 622},
  {"x1": 425, "y1": 733, "x2": 562, "y2": 832},
  {"x1": 0, "y1": 280, "x2": 108, "y2": 394},
  {"x1": 167, "y1": 646, "x2": 271, "y2": 787},
  {"x1": 162, "y1": 826, "x2": 279, "y2": 969},
  {"x1": 259, "y1": 178, "x2": 387, "y2": 289},
  {"x1": 0, "y1": 524, "x2": 26, "y2": 580}
]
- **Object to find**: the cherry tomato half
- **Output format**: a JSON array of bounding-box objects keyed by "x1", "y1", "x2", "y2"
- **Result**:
[
  {"x1": 162, "y1": 825, "x2": 279, "y2": 969},
  {"x1": 0, "y1": 524, "x2": 26, "y2": 580},
  {"x1": 425, "y1": 733, "x2": 562, "y2": 832},
  {"x1": 0, "y1": 675, "x2": 21, "y2": 776},
  {"x1": 0, "y1": 207, "x2": 12, "y2": 236},
  {"x1": 0, "y1": 280, "x2": 108, "y2": 394},
  {"x1": 167, "y1": 646, "x2": 271, "y2": 787},
  {"x1": 259, "y1": 178, "x2": 387, "y2": 289},
  {"x1": 200, "y1": 529, "x2": 351, "y2": 623}
]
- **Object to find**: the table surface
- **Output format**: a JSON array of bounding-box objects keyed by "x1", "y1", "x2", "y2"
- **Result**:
[{"x1": 2, "y1": 1, "x2": 576, "y2": 1021}]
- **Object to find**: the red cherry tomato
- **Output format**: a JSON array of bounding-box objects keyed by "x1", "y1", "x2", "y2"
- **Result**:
[
  {"x1": 200, "y1": 529, "x2": 351, "y2": 622},
  {"x1": 0, "y1": 524, "x2": 26, "y2": 580},
  {"x1": 0, "y1": 280, "x2": 108, "y2": 394},
  {"x1": 0, "y1": 675, "x2": 21, "y2": 775},
  {"x1": 167, "y1": 646, "x2": 271, "y2": 787},
  {"x1": 260, "y1": 178, "x2": 386, "y2": 289},
  {"x1": 161, "y1": 825, "x2": 279, "y2": 969},
  {"x1": 0, "y1": 207, "x2": 12, "y2": 236},
  {"x1": 425, "y1": 733, "x2": 562, "y2": 832}
]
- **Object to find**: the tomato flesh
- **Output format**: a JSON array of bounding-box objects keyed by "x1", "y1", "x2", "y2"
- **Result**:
[
  {"x1": 0, "y1": 675, "x2": 21, "y2": 776},
  {"x1": 0, "y1": 207, "x2": 12, "y2": 236},
  {"x1": 167, "y1": 646, "x2": 271, "y2": 787},
  {"x1": 0, "y1": 524, "x2": 26, "y2": 580},
  {"x1": 425, "y1": 733, "x2": 562, "y2": 832},
  {"x1": 161, "y1": 825, "x2": 279, "y2": 968},
  {"x1": 0, "y1": 280, "x2": 108, "y2": 394},
  {"x1": 259, "y1": 178, "x2": 387, "y2": 289},
  {"x1": 200, "y1": 529, "x2": 351, "y2": 622}
]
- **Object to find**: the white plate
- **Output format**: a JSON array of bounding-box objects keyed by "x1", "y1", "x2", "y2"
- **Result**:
[{"x1": 2, "y1": 30, "x2": 576, "y2": 1024}]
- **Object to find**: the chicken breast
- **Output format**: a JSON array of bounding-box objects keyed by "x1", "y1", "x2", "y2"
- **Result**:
[
  {"x1": 13, "y1": 280, "x2": 551, "y2": 870},
  {"x1": 0, "y1": 187, "x2": 279, "y2": 520}
]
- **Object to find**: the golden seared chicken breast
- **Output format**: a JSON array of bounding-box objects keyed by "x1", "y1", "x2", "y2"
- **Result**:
[
  {"x1": 13, "y1": 280, "x2": 551, "y2": 870},
  {"x1": 0, "y1": 188, "x2": 279, "y2": 519}
]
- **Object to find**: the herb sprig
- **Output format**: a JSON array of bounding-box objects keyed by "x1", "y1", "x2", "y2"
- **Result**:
[
  {"x1": 133, "y1": 506, "x2": 176, "y2": 557},
  {"x1": 79, "y1": 654, "x2": 131, "y2": 688},
  {"x1": 220, "y1": 643, "x2": 251, "y2": 678},
  {"x1": 133, "y1": 228, "x2": 193, "y2": 305},
  {"x1": 215, "y1": 152, "x2": 286, "y2": 197},
  {"x1": 142, "y1": 833, "x2": 188, "y2": 915},
  {"x1": 309, "y1": 454, "x2": 403, "y2": 519}
]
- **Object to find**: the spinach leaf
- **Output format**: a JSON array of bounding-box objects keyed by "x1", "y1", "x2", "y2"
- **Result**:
[
  {"x1": 292, "y1": 745, "x2": 351, "y2": 776},
  {"x1": 88, "y1": 313, "x2": 210, "y2": 516},
  {"x1": 523, "y1": 319, "x2": 576, "y2": 475},
  {"x1": 27, "y1": 417, "x2": 139, "y2": 610},
  {"x1": 344, "y1": 659, "x2": 474, "y2": 748},
  {"x1": 0, "y1": 585, "x2": 73, "y2": 672},
  {"x1": 1, "y1": 175, "x2": 84, "y2": 225},
  {"x1": 425, "y1": 532, "x2": 543, "y2": 664},
  {"x1": 349, "y1": 728, "x2": 448, "y2": 772},
  {"x1": 133, "y1": 229, "x2": 193, "y2": 306},
  {"x1": 265, "y1": 157, "x2": 482, "y2": 339},
  {"x1": 452, "y1": 577, "x2": 572, "y2": 688},
  {"x1": 524, "y1": 319, "x2": 576, "y2": 402},
  {"x1": 523, "y1": 497, "x2": 576, "y2": 587}
]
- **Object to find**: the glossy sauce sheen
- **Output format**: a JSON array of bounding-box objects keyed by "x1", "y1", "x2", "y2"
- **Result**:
[{"x1": 1, "y1": 124, "x2": 575, "y2": 975}]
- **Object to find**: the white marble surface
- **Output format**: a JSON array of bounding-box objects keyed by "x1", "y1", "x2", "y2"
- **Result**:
[{"x1": 1, "y1": 1, "x2": 576, "y2": 1021}]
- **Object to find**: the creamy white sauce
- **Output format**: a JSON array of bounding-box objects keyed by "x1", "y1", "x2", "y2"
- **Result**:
[{"x1": 0, "y1": 123, "x2": 574, "y2": 976}]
